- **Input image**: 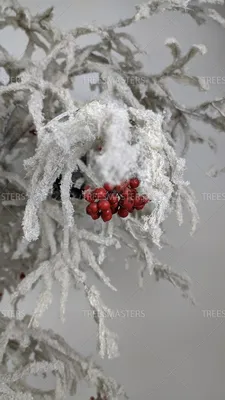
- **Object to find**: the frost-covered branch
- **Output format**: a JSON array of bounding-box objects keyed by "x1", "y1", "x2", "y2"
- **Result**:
[
  {"x1": 0, "y1": 313, "x2": 126, "y2": 399},
  {"x1": 0, "y1": 0, "x2": 224, "y2": 398}
]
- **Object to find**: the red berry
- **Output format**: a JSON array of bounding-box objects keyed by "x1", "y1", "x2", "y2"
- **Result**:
[
  {"x1": 91, "y1": 213, "x2": 100, "y2": 220},
  {"x1": 134, "y1": 194, "x2": 142, "y2": 207},
  {"x1": 122, "y1": 180, "x2": 129, "y2": 186},
  {"x1": 130, "y1": 188, "x2": 137, "y2": 199},
  {"x1": 120, "y1": 180, "x2": 129, "y2": 191},
  {"x1": 139, "y1": 194, "x2": 149, "y2": 205},
  {"x1": 124, "y1": 200, "x2": 134, "y2": 212},
  {"x1": 101, "y1": 209, "x2": 112, "y2": 222},
  {"x1": 108, "y1": 193, "x2": 118, "y2": 204},
  {"x1": 115, "y1": 184, "x2": 122, "y2": 193},
  {"x1": 118, "y1": 208, "x2": 129, "y2": 218},
  {"x1": 129, "y1": 178, "x2": 140, "y2": 189},
  {"x1": 111, "y1": 206, "x2": 118, "y2": 214},
  {"x1": 98, "y1": 200, "x2": 111, "y2": 211},
  {"x1": 84, "y1": 185, "x2": 91, "y2": 191},
  {"x1": 135, "y1": 204, "x2": 145, "y2": 210},
  {"x1": 101, "y1": 209, "x2": 111, "y2": 217},
  {"x1": 121, "y1": 187, "x2": 132, "y2": 199},
  {"x1": 93, "y1": 187, "x2": 107, "y2": 200},
  {"x1": 86, "y1": 203, "x2": 98, "y2": 215},
  {"x1": 84, "y1": 191, "x2": 95, "y2": 203},
  {"x1": 103, "y1": 182, "x2": 114, "y2": 191},
  {"x1": 20, "y1": 272, "x2": 25, "y2": 280},
  {"x1": 122, "y1": 199, "x2": 134, "y2": 212}
]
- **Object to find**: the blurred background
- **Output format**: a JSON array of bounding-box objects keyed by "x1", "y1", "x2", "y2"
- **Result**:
[{"x1": 0, "y1": 1, "x2": 225, "y2": 399}]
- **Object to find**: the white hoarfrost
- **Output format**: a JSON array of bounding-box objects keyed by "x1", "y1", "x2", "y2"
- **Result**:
[
  {"x1": 0, "y1": 0, "x2": 224, "y2": 399},
  {"x1": 21, "y1": 99, "x2": 198, "y2": 248}
]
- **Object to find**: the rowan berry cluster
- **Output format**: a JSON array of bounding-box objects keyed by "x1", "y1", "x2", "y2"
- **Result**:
[{"x1": 83, "y1": 178, "x2": 149, "y2": 222}]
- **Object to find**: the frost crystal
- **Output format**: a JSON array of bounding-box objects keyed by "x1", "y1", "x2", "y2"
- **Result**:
[{"x1": 0, "y1": 0, "x2": 224, "y2": 398}]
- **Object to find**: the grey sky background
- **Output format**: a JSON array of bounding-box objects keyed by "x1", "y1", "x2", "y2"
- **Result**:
[{"x1": 0, "y1": 1, "x2": 225, "y2": 399}]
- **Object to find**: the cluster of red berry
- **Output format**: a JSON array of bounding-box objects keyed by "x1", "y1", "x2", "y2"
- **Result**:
[{"x1": 83, "y1": 178, "x2": 149, "y2": 222}]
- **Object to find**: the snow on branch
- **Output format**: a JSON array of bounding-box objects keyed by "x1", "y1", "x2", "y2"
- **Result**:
[
  {"x1": 0, "y1": 0, "x2": 224, "y2": 398},
  {"x1": 0, "y1": 313, "x2": 126, "y2": 399}
]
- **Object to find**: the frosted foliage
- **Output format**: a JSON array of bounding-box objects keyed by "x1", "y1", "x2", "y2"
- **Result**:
[
  {"x1": 94, "y1": 106, "x2": 138, "y2": 184},
  {"x1": 207, "y1": 8, "x2": 225, "y2": 27},
  {"x1": 0, "y1": 0, "x2": 224, "y2": 399}
]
